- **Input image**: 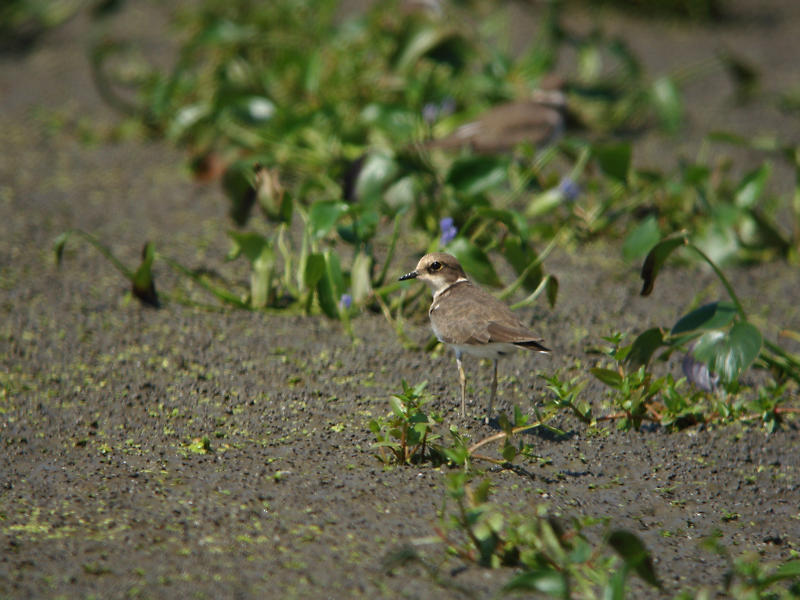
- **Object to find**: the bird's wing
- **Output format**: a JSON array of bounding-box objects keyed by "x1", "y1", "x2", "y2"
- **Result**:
[
  {"x1": 486, "y1": 321, "x2": 550, "y2": 352},
  {"x1": 431, "y1": 282, "x2": 548, "y2": 351}
]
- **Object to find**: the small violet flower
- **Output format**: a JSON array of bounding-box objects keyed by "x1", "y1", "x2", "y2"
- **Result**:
[
  {"x1": 682, "y1": 352, "x2": 719, "y2": 393},
  {"x1": 339, "y1": 293, "x2": 353, "y2": 310},
  {"x1": 439, "y1": 217, "x2": 458, "y2": 246},
  {"x1": 557, "y1": 176, "x2": 581, "y2": 203},
  {"x1": 422, "y1": 97, "x2": 456, "y2": 125}
]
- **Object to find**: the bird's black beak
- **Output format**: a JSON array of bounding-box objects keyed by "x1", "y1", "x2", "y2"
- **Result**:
[{"x1": 399, "y1": 270, "x2": 418, "y2": 281}]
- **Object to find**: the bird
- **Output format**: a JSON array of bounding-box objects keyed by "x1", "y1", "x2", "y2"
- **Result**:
[
  {"x1": 399, "y1": 252, "x2": 550, "y2": 422},
  {"x1": 424, "y1": 89, "x2": 567, "y2": 154}
]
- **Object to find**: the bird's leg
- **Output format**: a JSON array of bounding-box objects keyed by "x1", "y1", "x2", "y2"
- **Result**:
[
  {"x1": 486, "y1": 359, "x2": 498, "y2": 425},
  {"x1": 456, "y1": 351, "x2": 467, "y2": 418}
]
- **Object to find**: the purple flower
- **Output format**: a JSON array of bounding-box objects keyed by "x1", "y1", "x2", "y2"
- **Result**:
[
  {"x1": 557, "y1": 177, "x2": 581, "y2": 203},
  {"x1": 439, "y1": 217, "x2": 458, "y2": 246},
  {"x1": 339, "y1": 293, "x2": 352, "y2": 310},
  {"x1": 422, "y1": 103, "x2": 439, "y2": 125},
  {"x1": 422, "y1": 97, "x2": 456, "y2": 125},
  {"x1": 682, "y1": 352, "x2": 719, "y2": 392}
]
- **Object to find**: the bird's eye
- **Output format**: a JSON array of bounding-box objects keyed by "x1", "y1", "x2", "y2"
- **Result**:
[{"x1": 430, "y1": 261, "x2": 442, "y2": 271}]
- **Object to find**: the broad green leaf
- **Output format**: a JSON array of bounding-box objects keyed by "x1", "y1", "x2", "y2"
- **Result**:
[
  {"x1": 354, "y1": 152, "x2": 400, "y2": 205},
  {"x1": 309, "y1": 200, "x2": 349, "y2": 239},
  {"x1": 735, "y1": 163, "x2": 770, "y2": 209},
  {"x1": 227, "y1": 231, "x2": 270, "y2": 264},
  {"x1": 671, "y1": 302, "x2": 738, "y2": 335},
  {"x1": 640, "y1": 231, "x2": 689, "y2": 296},
  {"x1": 383, "y1": 175, "x2": 417, "y2": 214},
  {"x1": 504, "y1": 570, "x2": 567, "y2": 595},
  {"x1": 394, "y1": 26, "x2": 466, "y2": 72},
  {"x1": 763, "y1": 559, "x2": 800, "y2": 585},
  {"x1": 501, "y1": 442, "x2": 516, "y2": 462},
  {"x1": 625, "y1": 328, "x2": 664, "y2": 369},
  {"x1": 249, "y1": 242, "x2": 274, "y2": 309},
  {"x1": 446, "y1": 237, "x2": 502, "y2": 288},
  {"x1": 593, "y1": 142, "x2": 631, "y2": 183},
  {"x1": 446, "y1": 155, "x2": 509, "y2": 197},
  {"x1": 303, "y1": 253, "x2": 326, "y2": 289},
  {"x1": 316, "y1": 257, "x2": 339, "y2": 320},
  {"x1": 683, "y1": 164, "x2": 710, "y2": 186},
  {"x1": 325, "y1": 250, "x2": 345, "y2": 298},
  {"x1": 591, "y1": 368, "x2": 623, "y2": 388},
  {"x1": 651, "y1": 76, "x2": 683, "y2": 133},
  {"x1": 229, "y1": 235, "x2": 275, "y2": 309},
  {"x1": 692, "y1": 322, "x2": 763, "y2": 383},
  {"x1": 351, "y1": 251, "x2": 372, "y2": 303},
  {"x1": 607, "y1": 530, "x2": 660, "y2": 588},
  {"x1": 622, "y1": 215, "x2": 661, "y2": 262}
]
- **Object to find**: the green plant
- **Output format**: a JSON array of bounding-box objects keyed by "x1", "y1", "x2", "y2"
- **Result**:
[
  {"x1": 637, "y1": 232, "x2": 800, "y2": 385},
  {"x1": 430, "y1": 472, "x2": 661, "y2": 597},
  {"x1": 369, "y1": 380, "x2": 444, "y2": 465},
  {"x1": 586, "y1": 232, "x2": 800, "y2": 430},
  {"x1": 677, "y1": 534, "x2": 800, "y2": 599}
]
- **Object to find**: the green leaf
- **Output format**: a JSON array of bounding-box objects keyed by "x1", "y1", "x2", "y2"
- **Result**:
[
  {"x1": 591, "y1": 368, "x2": 623, "y2": 388},
  {"x1": 651, "y1": 76, "x2": 683, "y2": 133},
  {"x1": 446, "y1": 238, "x2": 502, "y2": 288},
  {"x1": 245, "y1": 238, "x2": 275, "y2": 309},
  {"x1": 231, "y1": 96, "x2": 275, "y2": 125},
  {"x1": 309, "y1": 200, "x2": 349, "y2": 239},
  {"x1": 360, "y1": 104, "x2": 418, "y2": 141},
  {"x1": 394, "y1": 26, "x2": 466, "y2": 72},
  {"x1": 354, "y1": 152, "x2": 400, "y2": 205},
  {"x1": 446, "y1": 155, "x2": 509, "y2": 197},
  {"x1": 735, "y1": 163, "x2": 770, "y2": 209},
  {"x1": 303, "y1": 253, "x2": 326, "y2": 289},
  {"x1": 53, "y1": 231, "x2": 72, "y2": 266},
  {"x1": 227, "y1": 231, "x2": 270, "y2": 264},
  {"x1": 640, "y1": 231, "x2": 689, "y2": 296},
  {"x1": 131, "y1": 241, "x2": 159, "y2": 307},
  {"x1": 671, "y1": 302, "x2": 738, "y2": 335},
  {"x1": 325, "y1": 250, "x2": 345, "y2": 297},
  {"x1": 625, "y1": 328, "x2": 664, "y2": 369},
  {"x1": 546, "y1": 275, "x2": 558, "y2": 309},
  {"x1": 316, "y1": 250, "x2": 345, "y2": 320},
  {"x1": 593, "y1": 142, "x2": 631, "y2": 183},
  {"x1": 504, "y1": 570, "x2": 567, "y2": 595},
  {"x1": 607, "y1": 530, "x2": 660, "y2": 588},
  {"x1": 317, "y1": 265, "x2": 339, "y2": 319},
  {"x1": 622, "y1": 215, "x2": 661, "y2": 262},
  {"x1": 692, "y1": 322, "x2": 763, "y2": 383},
  {"x1": 351, "y1": 250, "x2": 372, "y2": 304},
  {"x1": 222, "y1": 160, "x2": 257, "y2": 227},
  {"x1": 605, "y1": 565, "x2": 628, "y2": 600},
  {"x1": 763, "y1": 559, "x2": 800, "y2": 585}
]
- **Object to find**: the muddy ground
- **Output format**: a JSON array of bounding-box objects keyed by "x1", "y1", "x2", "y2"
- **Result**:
[{"x1": 1, "y1": 2, "x2": 799, "y2": 598}]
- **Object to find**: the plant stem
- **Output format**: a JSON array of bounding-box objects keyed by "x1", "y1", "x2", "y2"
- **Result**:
[{"x1": 686, "y1": 243, "x2": 747, "y2": 318}]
